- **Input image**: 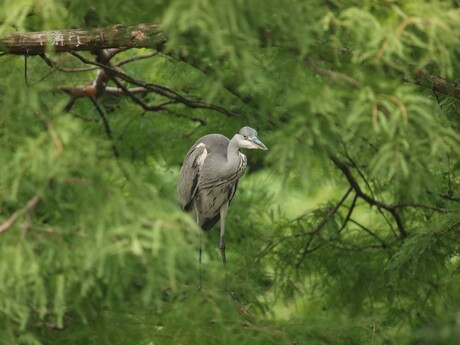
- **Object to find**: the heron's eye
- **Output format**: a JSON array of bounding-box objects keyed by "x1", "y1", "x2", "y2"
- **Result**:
[{"x1": 243, "y1": 134, "x2": 248, "y2": 139}]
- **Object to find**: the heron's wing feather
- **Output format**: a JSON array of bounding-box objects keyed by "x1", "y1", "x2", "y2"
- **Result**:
[
  {"x1": 200, "y1": 168, "x2": 242, "y2": 231},
  {"x1": 176, "y1": 143, "x2": 208, "y2": 211},
  {"x1": 201, "y1": 214, "x2": 220, "y2": 232}
]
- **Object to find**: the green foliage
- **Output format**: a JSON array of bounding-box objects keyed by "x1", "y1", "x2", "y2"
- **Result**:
[{"x1": 1, "y1": 1, "x2": 460, "y2": 344}]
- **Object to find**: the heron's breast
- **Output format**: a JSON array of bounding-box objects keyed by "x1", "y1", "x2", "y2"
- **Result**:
[{"x1": 195, "y1": 181, "x2": 237, "y2": 217}]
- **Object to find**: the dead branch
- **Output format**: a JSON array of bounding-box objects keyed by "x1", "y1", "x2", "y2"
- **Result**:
[
  {"x1": 105, "y1": 86, "x2": 150, "y2": 94},
  {"x1": 0, "y1": 196, "x2": 40, "y2": 235},
  {"x1": 410, "y1": 65, "x2": 460, "y2": 100},
  {"x1": 69, "y1": 51, "x2": 238, "y2": 117},
  {"x1": 0, "y1": 24, "x2": 166, "y2": 55}
]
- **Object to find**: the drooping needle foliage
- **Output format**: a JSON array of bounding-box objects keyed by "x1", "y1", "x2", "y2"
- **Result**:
[{"x1": 1, "y1": 1, "x2": 460, "y2": 344}]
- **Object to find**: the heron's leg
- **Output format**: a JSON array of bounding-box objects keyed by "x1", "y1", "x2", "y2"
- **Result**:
[
  {"x1": 198, "y1": 233, "x2": 202, "y2": 290},
  {"x1": 219, "y1": 202, "x2": 229, "y2": 266},
  {"x1": 193, "y1": 202, "x2": 203, "y2": 290}
]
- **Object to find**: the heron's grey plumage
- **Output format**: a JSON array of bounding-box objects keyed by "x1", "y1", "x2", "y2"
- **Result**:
[{"x1": 177, "y1": 127, "x2": 267, "y2": 268}]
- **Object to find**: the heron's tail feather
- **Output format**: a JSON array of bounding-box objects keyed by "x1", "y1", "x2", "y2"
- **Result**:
[{"x1": 200, "y1": 215, "x2": 220, "y2": 232}]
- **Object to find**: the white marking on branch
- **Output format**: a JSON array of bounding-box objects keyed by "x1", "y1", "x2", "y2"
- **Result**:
[
  {"x1": 68, "y1": 34, "x2": 82, "y2": 47},
  {"x1": 53, "y1": 32, "x2": 65, "y2": 46}
]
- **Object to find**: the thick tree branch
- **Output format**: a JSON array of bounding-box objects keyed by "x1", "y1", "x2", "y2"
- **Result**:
[
  {"x1": 410, "y1": 66, "x2": 460, "y2": 100},
  {"x1": 0, "y1": 24, "x2": 166, "y2": 55}
]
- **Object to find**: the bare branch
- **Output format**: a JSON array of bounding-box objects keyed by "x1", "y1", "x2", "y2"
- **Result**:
[
  {"x1": 306, "y1": 57, "x2": 360, "y2": 87},
  {"x1": 349, "y1": 218, "x2": 388, "y2": 248},
  {"x1": 104, "y1": 86, "x2": 150, "y2": 94},
  {"x1": 0, "y1": 211, "x2": 20, "y2": 234},
  {"x1": 345, "y1": 153, "x2": 397, "y2": 237},
  {"x1": 177, "y1": 53, "x2": 254, "y2": 105},
  {"x1": 329, "y1": 154, "x2": 408, "y2": 238},
  {"x1": 89, "y1": 97, "x2": 119, "y2": 158},
  {"x1": 307, "y1": 186, "x2": 354, "y2": 237},
  {"x1": 0, "y1": 24, "x2": 166, "y2": 55},
  {"x1": 409, "y1": 65, "x2": 460, "y2": 100},
  {"x1": 427, "y1": 191, "x2": 460, "y2": 203},
  {"x1": 434, "y1": 218, "x2": 460, "y2": 236},
  {"x1": 164, "y1": 109, "x2": 207, "y2": 126},
  {"x1": 338, "y1": 193, "x2": 358, "y2": 233},
  {"x1": 70, "y1": 51, "x2": 238, "y2": 117},
  {"x1": 116, "y1": 51, "x2": 159, "y2": 66},
  {"x1": 295, "y1": 186, "x2": 353, "y2": 267},
  {"x1": 391, "y1": 202, "x2": 455, "y2": 213},
  {"x1": 57, "y1": 66, "x2": 98, "y2": 73},
  {"x1": 59, "y1": 85, "x2": 98, "y2": 98},
  {"x1": 0, "y1": 196, "x2": 40, "y2": 235}
]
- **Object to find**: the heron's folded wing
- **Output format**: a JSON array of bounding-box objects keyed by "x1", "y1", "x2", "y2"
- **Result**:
[{"x1": 176, "y1": 143, "x2": 208, "y2": 211}]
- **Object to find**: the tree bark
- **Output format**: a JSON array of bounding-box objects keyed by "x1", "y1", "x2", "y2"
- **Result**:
[{"x1": 0, "y1": 23, "x2": 166, "y2": 55}]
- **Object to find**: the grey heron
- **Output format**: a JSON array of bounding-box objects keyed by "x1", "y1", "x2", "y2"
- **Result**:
[{"x1": 177, "y1": 127, "x2": 267, "y2": 281}]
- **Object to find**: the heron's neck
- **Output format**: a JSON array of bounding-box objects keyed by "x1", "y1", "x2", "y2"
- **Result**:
[{"x1": 226, "y1": 135, "x2": 242, "y2": 163}]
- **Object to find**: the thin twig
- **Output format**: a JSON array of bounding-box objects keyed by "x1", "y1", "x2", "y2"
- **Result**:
[
  {"x1": 427, "y1": 190, "x2": 460, "y2": 202},
  {"x1": 338, "y1": 193, "x2": 358, "y2": 233},
  {"x1": 329, "y1": 154, "x2": 408, "y2": 238},
  {"x1": 295, "y1": 236, "x2": 316, "y2": 268},
  {"x1": 349, "y1": 218, "x2": 388, "y2": 248},
  {"x1": 391, "y1": 202, "x2": 454, "y2": 213},
  {"x1": 24, "y1": 55, "x2": 29, "y2": 86},
  {"x1": 346, "y1": 153, "x2": 401, "y2": 237},
  {"x1": 307, "y1": 186, "x2": 353, "y2": 236},
  {"x1": 108, "y1": 75, "x2": 173, "y2": 111},
  {"x1": 306, "y1": 57, "x2": 360, "y2": 87},
  {"x1": 434, "y1": 218, "x2": 460, "y2": 236},
  {"x1": 177, "y1": 53, "x2": 254, "y2": 105},
  {"x1": 295, "y1": 187, "x2": 353, "y2": 267},
  {"x1": 89, "y1": 97, "x2": 119, "y2": 158},
  {"x1": 116, "y1": 51, "x2": 159, "y2": 66}
]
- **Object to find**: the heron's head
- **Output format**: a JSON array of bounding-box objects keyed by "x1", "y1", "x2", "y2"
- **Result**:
[{"x1": 236, "y1": 127, "x2": 268, "y2": 150}]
